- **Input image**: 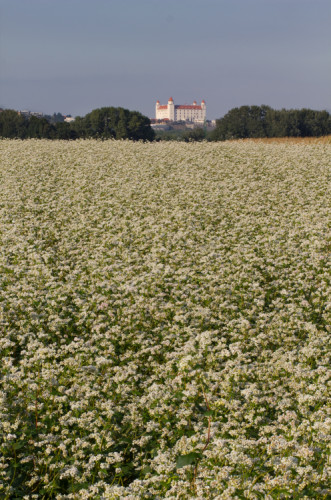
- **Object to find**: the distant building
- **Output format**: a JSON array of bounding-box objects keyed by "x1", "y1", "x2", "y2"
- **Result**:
[
  {"x1": 64, "y1": 116, "x2": 75, "y2": 123},
  {"x1": 156, "y1": 97, "x2": 206, "y2": 123},
  {"x1": 20, "y1": 110, "x2": 43, "y2": 119}
]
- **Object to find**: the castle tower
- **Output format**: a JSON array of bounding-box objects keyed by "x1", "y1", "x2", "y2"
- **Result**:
[
  {"x1": 201, "y1": 100, "x2": 206, "y2": 121},
  {"x1": 168, "y1": 97, "x2": 175, "y2": 121}
]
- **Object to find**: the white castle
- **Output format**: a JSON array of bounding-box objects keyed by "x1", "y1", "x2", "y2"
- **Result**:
[{"x1": 155, "y1": 97, "x2": 206, "y2": 123}]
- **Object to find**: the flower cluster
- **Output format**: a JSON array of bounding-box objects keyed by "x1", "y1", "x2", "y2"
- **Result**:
[{"x1": 0, "y1": 139, "x2": 330, "y2": 498}]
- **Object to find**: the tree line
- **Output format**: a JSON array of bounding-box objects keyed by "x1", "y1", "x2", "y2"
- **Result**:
[
  {"x1": 211, "y1": 105, "x2": 331, "y2": 140},
  {"x1": 1, "y1": 105, "x2": 330, "y2": 141},
  {"x1": 0, "y1": 107, "x2": 155, "y2": 141}
]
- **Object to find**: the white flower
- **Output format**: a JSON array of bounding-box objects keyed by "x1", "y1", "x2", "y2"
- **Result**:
[{"x1": 0, "y1": 138, "x2": 329, "y2": 497}]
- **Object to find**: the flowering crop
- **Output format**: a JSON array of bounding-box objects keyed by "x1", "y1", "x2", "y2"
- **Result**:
[{"x1": 0, "y1": 139, "x2": 330, "y2": 499}]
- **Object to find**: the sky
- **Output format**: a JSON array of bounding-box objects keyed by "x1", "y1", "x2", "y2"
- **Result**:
[{"x1": 0, "y1": 0, "x2": 330, "y2": 119}]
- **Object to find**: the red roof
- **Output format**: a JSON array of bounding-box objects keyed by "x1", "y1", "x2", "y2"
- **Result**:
[
  {"x1": 158, "y1": 105, "x2": 168, "y2": 110},
  {"x1": 175, "y1": 105, "x2": 202, "y2": 110},
  {"x1": 168, "y1": 97, "x2": 173, "y2": 101}
]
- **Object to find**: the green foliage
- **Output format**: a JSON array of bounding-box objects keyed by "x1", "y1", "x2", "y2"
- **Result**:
[
  {"x1": 176, "y1": 452, "x2": 202, "y2": 469},
  {"x1": 0, "y1": 110, "x2": 28, "y2": 138},
  {"x1": 182, "y1": 127, "x2": 206, "y2": 142},
  {"x1": 155, "y1": 127, "x2": 211, "y2": 142},
  {"x1": 0, "y1": 107, "x2": 154, "y2": 141},
  {"x1": 44, "y1": 112, "x2": 65, "y2": 124},
  {"x1": 212, "y1": 106, "x2": 331, "y2": 140},
  {"x1": 2, "y1": 105, "x2": 329, "y2": 142},
  {"x1": 54, "y1": 122, "x2": 77, "y2": 140},
  {"x1": 77, "y1": 106, "x2": 154, "y2": 141},
  {"x1": 27, "y1": 116, "x2": 55, "y2": 139}
]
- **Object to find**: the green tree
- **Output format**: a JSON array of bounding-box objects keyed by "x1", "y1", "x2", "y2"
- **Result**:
[
  {"x1": 182, "y1": 127, "x2": 205, "y2": 142},
  {"x1": 55, "y1": 122, "x2": 76, "y2": 139},
  {"x1": 70, "y1": 116, "x2": 87, "y2": 138},
  {"x1": 212, "y1": 106, "x2": 331, "y2": 141},
  {"x1": 0, "y1": 110, "x2": 28, "y2": 138},
  {"x1": 128, "y1": 111, "x2": 154, "y2": 141},
  {"x1": 79, "y1": 107, "x2": 154, "y2": 141},
  {"x1": 27, "y1": 116, "x2": 55, "y2": 138}
]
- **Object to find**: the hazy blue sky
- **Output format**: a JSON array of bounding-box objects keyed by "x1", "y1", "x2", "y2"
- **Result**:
[{"x1": 0, "y1": 0, "x2": 330, "y2": 119}]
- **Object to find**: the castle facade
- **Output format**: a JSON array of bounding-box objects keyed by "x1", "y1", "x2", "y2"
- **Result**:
[{"x1": 155, "y1": 97, "x2": 206, "y2": 123}]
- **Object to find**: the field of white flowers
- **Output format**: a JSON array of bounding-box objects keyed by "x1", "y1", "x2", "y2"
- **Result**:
[{"x1": 0, "y1": 139, "x2": 330, "y2": 499}]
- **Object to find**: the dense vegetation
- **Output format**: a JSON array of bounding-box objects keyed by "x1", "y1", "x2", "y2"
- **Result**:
[
  {"x1": 1, "y1": 139, "x2": 330, "y2": 498},
  {"x1": 0, "y1": 107, "x2": 155, "y2": 141},
  {"x1": 155, "y1": 127, "x2": 207, "y2": 142},
  {"x1": 211, "y1": 106, "x2": 331, "y2": 140},
  {"x1": 1, "y1": 105, "x2": 330, "y2": 141}
]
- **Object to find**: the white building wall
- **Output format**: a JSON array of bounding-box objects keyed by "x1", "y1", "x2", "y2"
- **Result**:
[{"x1": 155, "y1": 101, "x2": 170, "y2": 120}]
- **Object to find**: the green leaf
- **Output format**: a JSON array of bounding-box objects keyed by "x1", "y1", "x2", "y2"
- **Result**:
[
  {"x1": 121, "y1": 463, "x2": 134, "y2": 475},
  {"x1": 12, "y1": 442, "x2": 24, "y2": 450},
  {"x1": 176, "y1": 452, "x2": 202, "y2": 469},
  {"x1": 141, "y1": 465, "x2": 152, "y2": 475}
]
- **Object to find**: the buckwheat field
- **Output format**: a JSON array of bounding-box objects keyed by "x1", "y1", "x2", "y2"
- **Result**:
[{"x1": 0, "y1": 139, "x2": 330, "y2": 499}]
